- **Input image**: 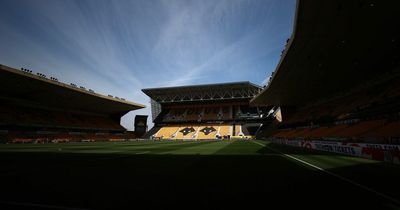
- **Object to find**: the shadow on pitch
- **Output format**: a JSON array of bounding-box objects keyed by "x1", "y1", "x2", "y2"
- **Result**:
[{"x1": 0, "y1": 144, "x2": 400, "y2": 210}]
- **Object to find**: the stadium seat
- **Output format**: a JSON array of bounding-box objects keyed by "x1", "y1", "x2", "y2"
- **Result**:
[{"x1": 197, "y1": 126, "x2": 217, "y2": 139}]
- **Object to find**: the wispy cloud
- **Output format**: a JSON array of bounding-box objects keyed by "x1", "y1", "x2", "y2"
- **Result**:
[{"x1": 0, "y1": 0, "x2": 295, "y2": 129}]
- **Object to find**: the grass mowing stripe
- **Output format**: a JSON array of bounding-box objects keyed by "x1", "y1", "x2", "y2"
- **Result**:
[
  {"x1": 78, "y1": 141, "x2": 194, "y2": 154},
  {"x1": 85, "y1": 141, "x2": 200, "y2": 161},
  {"x1": 88, "y1": 141, "x2": 217, "y2": 163},
  {"x1": 166, "y1": 141, "x2": 229, "y2": 155},
  {"x1": 0, "y1": 141, "x2": 164, "y2": 153},
  {"x1": 252, "y1": 140, "x2": 400, "y2": 206},
  {"x1": 152, "y1": 141, "x2": 216, "y2": 154},
  {"x1": 213, "y1": 140, "x2": 263, "y2": 155},
  {"x1": 0, "y1": 140, "x2": 167, "y2": 150}
]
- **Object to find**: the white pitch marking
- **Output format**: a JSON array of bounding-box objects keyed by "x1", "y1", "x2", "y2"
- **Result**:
[{"x1": 251, "y1": 140, "x2": 400, "y2": 206}]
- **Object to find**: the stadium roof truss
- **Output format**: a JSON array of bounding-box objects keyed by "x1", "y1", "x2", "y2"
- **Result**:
[{"x1": 143, "y1": 81, "x2": 262, "y2": 103}]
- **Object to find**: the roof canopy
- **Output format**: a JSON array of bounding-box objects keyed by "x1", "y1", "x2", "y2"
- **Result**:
[
  {"x1": 143, "y1": 81, "x2": 262, "y2": 104},
  {"x1": 251, "y1": 0, "x2": 400, "y2": 107},
  {"x1": 0, "y1": 64, "x2": 145, "y2": 115}
]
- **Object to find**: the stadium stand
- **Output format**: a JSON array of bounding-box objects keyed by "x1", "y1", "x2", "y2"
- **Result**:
[
  {"x1": 0, "y1": 64, "x2": 145, "y2": 143},
  {"x1": 202, "y1": 107, "x2": 217, "y2": 121},
  {"x1": 175, "y1": 126, "x2": 197, "y2": 139},
  {"x1": 152, "y1": 124, "x2": 235, "y2": 140},
  {"x1": 234, "y1": 124, "x2": 243, "y2": 136},
  {"x1": 197, "y1": 126, "x2": 218, "y2": 139},
  {"x1": 251, "y1": 0, "x2": 400, "y2": 145},
  {"x1": 143, "y1": 82, "x2": 266, "y2": 140},
  {"x1": 217, "y1": 124, "x2": 232, "y2": 138},
  {"x1": 154, "y1": 126, "x2": 181, "y2": 139}
]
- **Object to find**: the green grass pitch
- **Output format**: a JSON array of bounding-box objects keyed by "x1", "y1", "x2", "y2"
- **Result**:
[{"x1": 0, "y1": 140, "x2": 399, "y2": 209}]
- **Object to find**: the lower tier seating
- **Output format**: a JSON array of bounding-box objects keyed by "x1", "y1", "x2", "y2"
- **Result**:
[
  {"x1": 272, "y1": 119, "x2": 400, "y2": 144},
  {"x1": 153, "y1": 124, "x2": 233, "y2": 140}
]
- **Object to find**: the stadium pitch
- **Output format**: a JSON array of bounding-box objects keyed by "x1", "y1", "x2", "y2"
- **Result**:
[{"x1": 0, "y1": 140, "x2": 399, "y2": 209}]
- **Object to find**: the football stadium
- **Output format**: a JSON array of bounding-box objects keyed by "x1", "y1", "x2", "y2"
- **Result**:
[
  {"x1": 1, "y1": 0, "x2": 400, "y2": 209},
  {"x1": 142, "y1": 81, "x2": 267, "y2": 140}
]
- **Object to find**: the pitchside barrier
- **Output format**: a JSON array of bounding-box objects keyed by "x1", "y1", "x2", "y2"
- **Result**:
[{"x1": 270, "y1": 138, "x2": 400, "y2": 164}]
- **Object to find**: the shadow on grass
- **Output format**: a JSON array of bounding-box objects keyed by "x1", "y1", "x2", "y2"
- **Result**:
[
  {"x1": 0, "y1": 149, "x2": 399, "y2": 209},
  {"x1": 256, "y1": 140, "x2": 345, "y2": 156}
]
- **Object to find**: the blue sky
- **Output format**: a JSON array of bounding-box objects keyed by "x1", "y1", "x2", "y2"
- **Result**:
[{"x1": 0, "y1": 0, "x2": 296, "y2": 130}]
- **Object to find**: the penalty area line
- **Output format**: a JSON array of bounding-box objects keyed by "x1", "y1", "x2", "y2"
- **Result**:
[{"x1": 251, "y1": 140, "x2": 400, "y2": 206}]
